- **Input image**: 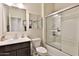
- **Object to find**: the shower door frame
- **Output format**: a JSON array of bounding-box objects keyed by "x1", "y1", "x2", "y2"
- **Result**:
[{"x1": 45, "y1": 4, "x2": 79, "y2": 56}]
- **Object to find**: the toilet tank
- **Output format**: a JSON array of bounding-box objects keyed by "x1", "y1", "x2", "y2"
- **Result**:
[{"x1": 32, "y1": 38, "x2": 41, "y2": 47}]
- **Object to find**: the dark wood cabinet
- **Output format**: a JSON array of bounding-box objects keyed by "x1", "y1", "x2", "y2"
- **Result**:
[
  {"x1": 0, "y1": 41, "x2": 31, "y2": 56},
  {"x1": 9, "y1": 50, "x2": 17, "y2": 56},
  {"x1": 16, "y1": 48, "x2": 30, "y2": 56}
]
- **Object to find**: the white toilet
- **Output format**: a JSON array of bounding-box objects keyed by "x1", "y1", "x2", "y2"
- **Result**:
[{"x1": 31, "y1": 38, "x2": 48, "y2": 56}]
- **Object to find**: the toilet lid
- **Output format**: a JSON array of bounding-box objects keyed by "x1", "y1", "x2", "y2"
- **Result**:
[{"x1": 36, "y1": 47, "x2": 47, "y2": 53}]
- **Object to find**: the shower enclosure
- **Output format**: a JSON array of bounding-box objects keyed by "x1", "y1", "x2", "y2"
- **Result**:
[
  {"x1": 46, "y1": 5, "x2": 79, "y2": 56},
  {"x1": 46, "y1": 14, "x2": 61, "y2": 50}
]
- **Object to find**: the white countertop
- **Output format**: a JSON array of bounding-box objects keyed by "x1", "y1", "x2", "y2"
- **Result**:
[{"x1": 0, "y1": 37, "x2": 31, "y2": 46}]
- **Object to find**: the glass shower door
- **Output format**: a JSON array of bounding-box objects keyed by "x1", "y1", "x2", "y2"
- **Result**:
[
  {"x1": 46, "y1": 5, "x2": 79, "y2": 56},
  {"x1": 61, "y1": 6, "x2": 79, "y2": 56},
  {"x1": 46, "y1": 14, "x2": 61, "y2": 49}
]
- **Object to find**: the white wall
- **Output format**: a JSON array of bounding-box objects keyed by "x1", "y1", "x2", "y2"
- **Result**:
[
  {"x1": 0, "y1": 4, "x2": 3, "y2": 35},
  {"x1": 0, "y1": 4, "x2": 8, "y2": 35},
  {"x1": 44, "y1": 3, "x2": 55, "y2": 16},
  {"x1": 2, "y1": 4, "x2": 9, "y2": 34},
  {"x1": 0, "y1": 4, "x2": 8, "y2": 40},
  {"x1": 24, "y1": 3, "x2": 42, "y2": 16}
]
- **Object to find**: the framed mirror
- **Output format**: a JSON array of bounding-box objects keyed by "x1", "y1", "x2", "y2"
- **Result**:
[{"x1": 6, "y1": 4, "x2": 27, "y2": 32}]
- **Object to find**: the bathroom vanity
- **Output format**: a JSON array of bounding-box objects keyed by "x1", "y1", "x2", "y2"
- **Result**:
[{"x1": 0, "y1": 38, "x2": 31, "y2": 56}]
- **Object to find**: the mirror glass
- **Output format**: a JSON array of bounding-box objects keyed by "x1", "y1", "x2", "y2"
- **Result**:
[
  {"x1": 8, "y1": 6, "x2": 26, "y2": 32},
  {"x1": 10, "y1": 17, "x2": 21, "y2": 32}
]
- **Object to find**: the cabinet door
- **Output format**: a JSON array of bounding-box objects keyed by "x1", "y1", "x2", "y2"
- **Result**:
[
  {"x1": 9, "y1": 51, "x2": 16, "y2": 56},
  {"x1": 16, "y1": 48, "x2": 30, "y2": 56}
]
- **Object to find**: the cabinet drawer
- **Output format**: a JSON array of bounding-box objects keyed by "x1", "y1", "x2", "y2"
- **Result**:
[
  {"x1": 5, "y1": 42, "x2": 30, "y2": 51},
  {"x1": 0, "y1": 41, "x2": 30, "y2": 52}
]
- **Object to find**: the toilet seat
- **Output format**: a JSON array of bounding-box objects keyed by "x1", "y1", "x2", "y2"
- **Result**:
[{"x1": 36, "y1": 47, "x2": 47, "y2": 53}]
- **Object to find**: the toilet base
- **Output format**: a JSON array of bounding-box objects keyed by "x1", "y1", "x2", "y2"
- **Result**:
[
  {"x1": 32, "y1": 51, "x2": 48, "y2": 56},
  {"x1": 37, "y1": 52, "x2": 48, "y2": 56}
]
